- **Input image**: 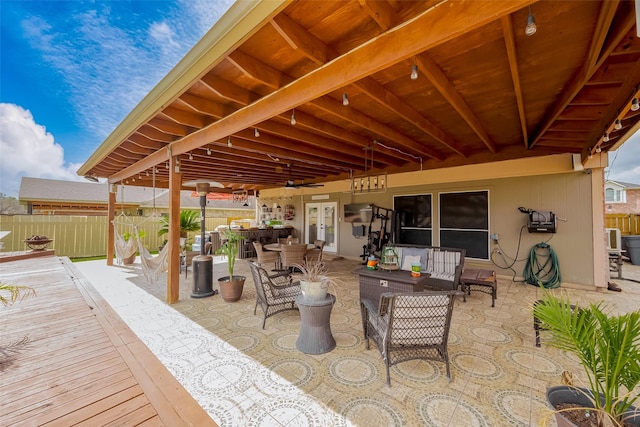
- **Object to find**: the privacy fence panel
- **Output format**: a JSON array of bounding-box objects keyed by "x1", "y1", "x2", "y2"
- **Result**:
[
  {"x1": 0, "y1": 215, "x2": 234, "y2": 258},
  {"x1": 605, "y1": 214, "x2": 639, "y2": 236}
]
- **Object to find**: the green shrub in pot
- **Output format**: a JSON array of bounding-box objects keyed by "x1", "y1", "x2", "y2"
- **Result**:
[{"x1": 533, "y1": 288, "x2": 640, "y2": 426}]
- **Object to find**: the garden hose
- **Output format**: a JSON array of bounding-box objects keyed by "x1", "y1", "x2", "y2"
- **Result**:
[{"x1": 523, "y1": 242, "x2": 561, "y2": 288}]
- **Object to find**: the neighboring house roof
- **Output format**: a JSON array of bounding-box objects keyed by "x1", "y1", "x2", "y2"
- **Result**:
[
  {"x1": 18, "y1": 177, "x2": 256, "y2": 210},
  {"x1": 19, "y1": 177, "x2": 153, "y2": 205},
  {"x1": 605, "y1": 180, "x2": 640, "y2": 189}
]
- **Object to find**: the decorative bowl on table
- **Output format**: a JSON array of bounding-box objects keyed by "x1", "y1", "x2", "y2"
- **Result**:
[{"x1": 24, "y1": 235, "x2": 53, "y2": 251}]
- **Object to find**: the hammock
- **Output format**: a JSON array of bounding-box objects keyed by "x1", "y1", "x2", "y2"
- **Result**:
[
  {"x1": 113, "y1": 223, "x2": 169, "y2": 283},
  {"x1": 112, "y1": 174, "x2": 169, "y2": 283},
  {"x1": 114, "y1": 224, "x2": 138, "y2": 264},
  {"x1": 137, "y1": 236, "x2": 170, "y2": 283}
]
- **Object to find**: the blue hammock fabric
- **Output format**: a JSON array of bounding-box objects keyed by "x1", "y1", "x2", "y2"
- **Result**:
[{"x1": 523, "y1": 242, "x2": 561, "y2": 289}]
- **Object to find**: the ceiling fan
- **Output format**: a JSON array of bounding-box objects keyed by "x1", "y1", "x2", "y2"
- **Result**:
[{"x1": 284, "y1": 164, "x2": 324, "y2": 189}]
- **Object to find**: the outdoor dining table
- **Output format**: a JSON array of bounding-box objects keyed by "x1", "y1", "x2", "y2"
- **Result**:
[{"x1": 263, "y1": 243, "x2": 316, "y2": 270}]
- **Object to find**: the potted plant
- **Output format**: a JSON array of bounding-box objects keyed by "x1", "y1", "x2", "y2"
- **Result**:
[
  {"x1": 295, "y1": 258, "x2": 339, "y2": 301},
  {"x1": 121, "y1": 229, "x2": 146, "y2": 264},
  {"x1": 533, "y1": 288, "x2": 640, "y2": 427},
  {"x1": 158, "y1": 210, "x2": 200, "y2": 239},
  {"x1": 215, "y1": 228, "x2": 246, "y2": 302}
]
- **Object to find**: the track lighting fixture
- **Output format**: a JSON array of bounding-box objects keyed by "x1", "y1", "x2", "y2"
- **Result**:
[
  {"x1": 525, "y1": 6, "x2": 537, "y2": 36},
  {"x1": 632, "y1": 97, "x2": 639, "y2": 112},
  {"x1": 291, "y1": 109, "x2": 296, "y2": 125},
  {"x1": 146, "y1": 171, "x2": 149, "y2": 176},
  {"x1": 132, "y1": 177, "x2": 135, "y2": 182},
  {"x1": 603, "y1": 133, "x2": 609, "y2": 143},
  {"x1": 166, "y1": 161, "x2": 169, "y2": 169},
  {"x1": 410, "y1": 63, "x2": 418, "y2": 80},
  {"x1": 596, "y1": 146, "x2": 602, "y2": 153},
  {"x1": 614, "y1": 119, "x2": 622, "y2": 130},
  {"x1": 138, "y1": 175, "x2": 142, "y2": 180},
  {"x1": 254, "y1": 128, "x2": 260, "y2": 137},
  {"x1": 227, "y1": 136, "x2": 232, "y2": 147},
  {"x1": 207, "y1": 147, "x2": 211, "y2": 155},
  {"x1": 342, "y1": 92, "x2": 349, "y2": 106},
  {"x1": 588, "y1": 153, "x2": 593, "y2": 160},
  {"x1": 189, "y1": 152, "x2": 193, "y2": 160}
]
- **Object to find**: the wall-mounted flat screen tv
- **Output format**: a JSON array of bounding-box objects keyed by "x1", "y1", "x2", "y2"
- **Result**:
[{"x1": 344, "y1": 203, "x2": 372, "y2": 223}]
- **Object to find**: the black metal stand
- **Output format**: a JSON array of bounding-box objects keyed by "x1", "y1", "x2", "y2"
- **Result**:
[{"x1": 191, "y1": 191, "x2": 216, "y2": 298}]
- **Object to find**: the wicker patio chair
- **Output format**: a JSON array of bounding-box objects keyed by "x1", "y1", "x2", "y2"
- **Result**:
[
  {"x1": 280, "y1": 243, "x2": 308, "y2": 272},
  {"x1": 252, "y1": 241, "x2": 279, "y2": 269},
  {"x1": 249, "y1": 262, "x2": 302, "y2": 329},
  {"x1": 305, "y1": 239, "x2": 325, "y2": 263},
  {"x1": 361, "y1": 290, "x2": 458, "y2": 385}
]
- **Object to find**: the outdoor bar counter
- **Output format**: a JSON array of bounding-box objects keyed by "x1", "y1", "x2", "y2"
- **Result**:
[{"x1": 210, "y1": 227, "x2": 295, "y2": 259}]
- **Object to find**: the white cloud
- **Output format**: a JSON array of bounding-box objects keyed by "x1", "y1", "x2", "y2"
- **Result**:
[
  {"x1": 0, "y1": 104, "x2": 84, "y2": 196},
  {"x1": 19, "y1": 1, "x2": 233, "y2": 153},
  {"x1": 149, "y1": 21, "x2": 181, "y2": 58}
]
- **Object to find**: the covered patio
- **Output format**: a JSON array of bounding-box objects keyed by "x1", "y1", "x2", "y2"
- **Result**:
[
  {"x1": 67, "y1": 255, "x2": 640, "y2": 426},
  {"x1": 77, "y1": 0, "x2": 640, "y2": 303}
]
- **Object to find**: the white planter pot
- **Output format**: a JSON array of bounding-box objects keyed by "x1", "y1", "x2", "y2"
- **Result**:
[{"x1": 300, "y1": 277, "x2": 329, "y2": 301}]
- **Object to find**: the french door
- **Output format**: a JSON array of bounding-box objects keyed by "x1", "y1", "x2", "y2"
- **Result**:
[{"x1": 305, "y1": 202, "x2": 337, "y2": 254}]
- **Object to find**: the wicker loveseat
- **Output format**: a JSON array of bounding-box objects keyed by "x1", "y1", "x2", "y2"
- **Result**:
[{"x1": 382, "y1": 243, "x2": 466, "y2": 291}]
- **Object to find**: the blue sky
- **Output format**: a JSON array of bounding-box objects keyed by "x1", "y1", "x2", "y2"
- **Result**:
[
  {"x1": 1, "y1": 1, "x2": 639, "y2": 198},
  {"x1": 1, "y1": 0, "x2": 232, "y2": 196}
]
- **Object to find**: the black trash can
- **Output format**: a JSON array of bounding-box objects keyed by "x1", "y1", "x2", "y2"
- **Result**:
[
  {"x1": 191, "y1": 255, "x2": 215, "y2": 298},
  {"x1": 622, "y1": 235, "x2": 640, "y2": 266}
]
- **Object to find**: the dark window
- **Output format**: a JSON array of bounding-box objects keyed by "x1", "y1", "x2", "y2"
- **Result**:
[
  {"x1": 439, "y1": 191, "x2": 489, "y2": 259},
  {"x1": 394, "y1": 194, "x2": 432, "y2": 245}
]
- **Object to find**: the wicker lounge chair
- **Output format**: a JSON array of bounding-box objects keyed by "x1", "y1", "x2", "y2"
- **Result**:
[
  {"x1": 249, "y1": 262, "x2": 302, "y2": 329},
  {"x1": 361, "y1": 290, "x2": 458, "y2": 385}
]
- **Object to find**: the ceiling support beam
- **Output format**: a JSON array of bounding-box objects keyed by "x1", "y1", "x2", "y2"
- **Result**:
[
  {"x1": 108, "y1": 0, "x2": 533, "y2": 184},
  {"x1": 529, "y1": 1, "x2": 630, "y2": 150},
  {"x1": 501, "y1": 15, "x2": 529, "y2": 149}
]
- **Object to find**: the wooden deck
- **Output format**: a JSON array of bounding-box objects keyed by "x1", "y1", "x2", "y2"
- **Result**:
[{"x1": 0, "y1": 255, "x2": 216, "y2": 427}]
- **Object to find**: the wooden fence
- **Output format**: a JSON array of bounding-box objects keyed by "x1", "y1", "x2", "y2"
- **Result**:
[
  {"x1": 0, "y1": 215, "x2": 230, "y2": 258},
  {"x1": 605, "y1": 213, "x2": 640, "y2": 235}
]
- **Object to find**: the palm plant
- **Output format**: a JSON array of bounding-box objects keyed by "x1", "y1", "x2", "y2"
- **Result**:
[
  {"x1": 215, "y1": 227, "x2": 245, "y2": 279},
  {"x1": 533, "y1": 288, "x2": 640, "y2": 426},
  {"x1": 158, "y1": 210, "x2": 200, "y2": 238},
  {"x1": 0, "y1": 282, "x2": 36, "y2": 307},
  {"x1": 1, "y1": 282, "x2": 36, "y2": 358}
]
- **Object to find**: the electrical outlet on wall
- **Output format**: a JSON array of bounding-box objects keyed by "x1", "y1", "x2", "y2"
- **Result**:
[
  {"x1": 380, "y1": 280, "x2": 388, "y2": 287},
  {"x1": 490, "y1": 233, "x2": 499, "y2": 242}
]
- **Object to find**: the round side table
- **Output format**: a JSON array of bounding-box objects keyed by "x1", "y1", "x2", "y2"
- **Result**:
[{"x1": 295, "y1": 293, "x2": 336, "y2": 355}]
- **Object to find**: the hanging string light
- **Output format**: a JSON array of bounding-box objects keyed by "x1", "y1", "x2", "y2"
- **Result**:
[
  {"x1": 342, "y1": 92, "x2": 349, "y2": 106},
  {"x1": 614, "y1": 119, "x2": 622, "y2": 130},
  {"x1": 525, "y1": 5, "x2": 537, "y2": 36},
  {"x1": 291, "y1": 109, "x2": 297, "y2": 125},
  {"x1": 410, "y1": 62, "x2": 418, "y2": 80}
]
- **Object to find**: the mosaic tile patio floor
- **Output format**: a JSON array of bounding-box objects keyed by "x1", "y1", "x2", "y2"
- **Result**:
[{"x1": 75, "y1": 257, "x2": 640, "y2": 426}]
